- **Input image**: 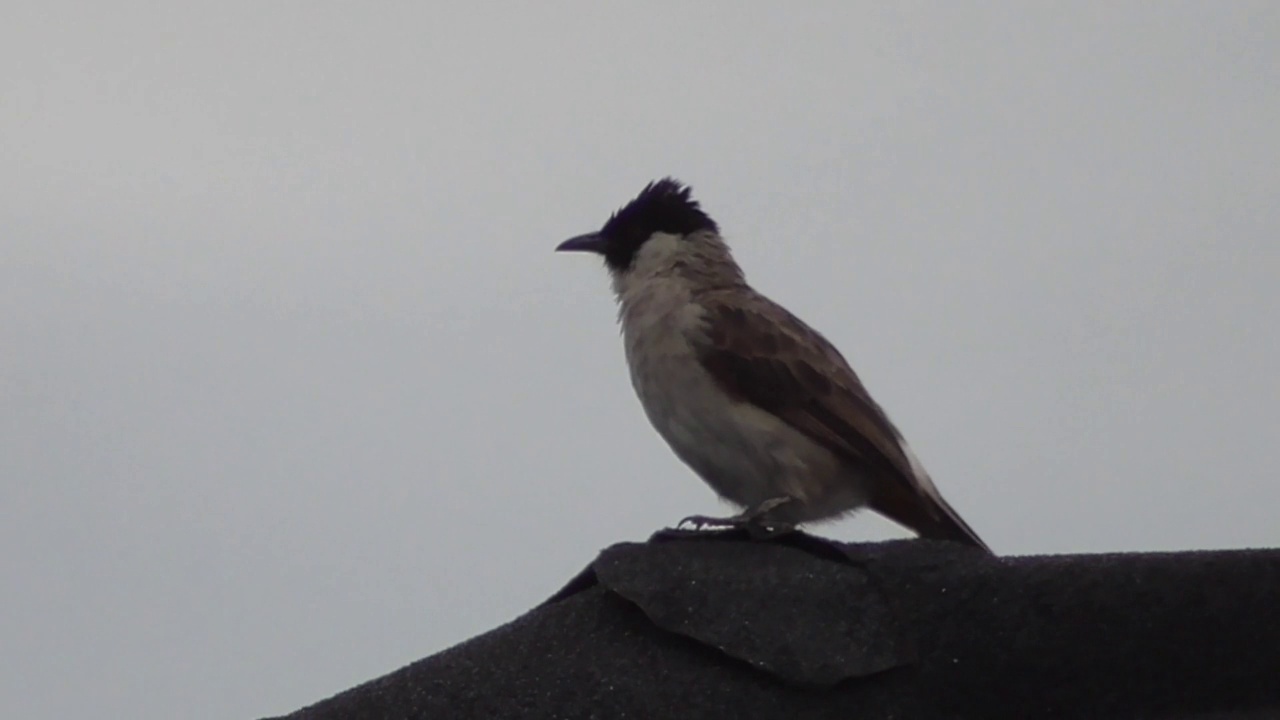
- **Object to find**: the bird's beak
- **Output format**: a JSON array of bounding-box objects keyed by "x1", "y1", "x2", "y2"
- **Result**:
[{"x1": 555, "y1": 232, "x2": 607, "y2": 254}]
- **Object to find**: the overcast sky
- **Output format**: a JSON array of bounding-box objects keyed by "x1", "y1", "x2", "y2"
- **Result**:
[{"x1": 2, "y1": 2, "x2": 1278, "y2": 718}]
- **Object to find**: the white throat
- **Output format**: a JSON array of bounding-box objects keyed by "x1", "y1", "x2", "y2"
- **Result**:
[{"x1": 610, "y1": 232, "x2": 688, "y2": 301}]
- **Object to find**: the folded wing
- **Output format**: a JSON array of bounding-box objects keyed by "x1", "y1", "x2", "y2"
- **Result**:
[{"x1": 692, "y1": 292, "x2": 990, "y2": 552}]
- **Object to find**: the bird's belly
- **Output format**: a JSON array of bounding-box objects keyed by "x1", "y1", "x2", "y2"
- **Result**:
[{"x1": 630, "y1": 354, "x2": 868, "y2": 522}]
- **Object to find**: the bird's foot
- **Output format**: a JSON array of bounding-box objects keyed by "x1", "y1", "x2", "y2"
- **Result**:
[
  {"x1": 675, "y1": 514, "x2": 738, "y2": 532},
  {"x1": 675, "y1": 497, "x2": 796, "y2": 539}
]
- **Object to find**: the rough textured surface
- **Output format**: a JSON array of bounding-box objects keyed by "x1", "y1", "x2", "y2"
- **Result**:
[{"x1": 270, "y1": 531, "x2": 1280, "y2": 720}]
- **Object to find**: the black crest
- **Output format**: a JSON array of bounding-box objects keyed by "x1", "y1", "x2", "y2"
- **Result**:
[{"x1": 599, "y1": 178, "x2": 718, "y2": 270}]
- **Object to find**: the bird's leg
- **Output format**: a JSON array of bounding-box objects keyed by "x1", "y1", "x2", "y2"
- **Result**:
[
  {"x1": 740, "y1": 496, "x2": 797, "y2": 539},
  {"x1": 676, "y1": 496, "x2": 797, "y2": 538}
]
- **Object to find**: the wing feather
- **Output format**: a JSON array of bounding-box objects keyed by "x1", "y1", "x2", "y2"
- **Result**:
[{"x1": 693, "y1": 292, "x2": 989, "y2": 551}]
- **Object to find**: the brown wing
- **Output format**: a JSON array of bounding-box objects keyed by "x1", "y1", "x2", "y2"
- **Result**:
[{"x1": 694, "y1": 293, "x2": 990, "y2": 551}]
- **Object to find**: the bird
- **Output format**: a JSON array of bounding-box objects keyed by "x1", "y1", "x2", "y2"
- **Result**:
[{"x1": 556, "y1": 178, "x2": 990, "y2": 552}]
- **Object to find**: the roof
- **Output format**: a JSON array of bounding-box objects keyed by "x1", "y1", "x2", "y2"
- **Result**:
[{"x1": 270, "y1": 530, "x2": 1280, "y2": 719}]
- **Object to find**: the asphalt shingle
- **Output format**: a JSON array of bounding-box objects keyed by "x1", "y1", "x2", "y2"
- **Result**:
[{"x1": 273, "y1": 531, "x2": 1280, "y2": 719}]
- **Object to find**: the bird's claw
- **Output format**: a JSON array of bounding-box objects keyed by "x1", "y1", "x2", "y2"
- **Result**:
[
  {"x1": 674, "y1": 497, "x2": 797, "y2": 539},
  {"x1": 676, "y1": 514, "x2": 736, "y2": 532}
]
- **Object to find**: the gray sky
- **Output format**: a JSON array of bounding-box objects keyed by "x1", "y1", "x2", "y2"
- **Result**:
[{"x1": 3, "y1": 2, "x2": 1278, "y2": 718}]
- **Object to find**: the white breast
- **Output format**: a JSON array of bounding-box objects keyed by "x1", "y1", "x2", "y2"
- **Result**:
[{"x1": 614, "y1": 256, "x2": 868, "y2": 522}]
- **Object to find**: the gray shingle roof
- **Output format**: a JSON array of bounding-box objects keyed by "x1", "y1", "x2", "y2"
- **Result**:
[{"x1": 272, "y1": 531, "x2": 1280, "y2": 719}]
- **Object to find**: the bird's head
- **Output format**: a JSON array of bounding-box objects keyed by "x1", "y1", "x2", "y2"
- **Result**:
[{"x1": 556, "y1": 178, "x2": 721, "y2": 275}]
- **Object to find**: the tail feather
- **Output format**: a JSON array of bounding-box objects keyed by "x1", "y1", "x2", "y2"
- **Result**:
[{"x1": 869, "y1": 479, "x2": 991, "y2": 553}]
